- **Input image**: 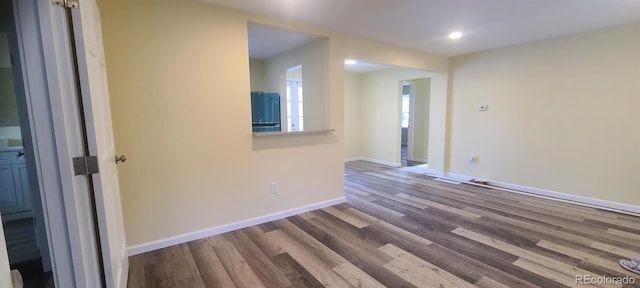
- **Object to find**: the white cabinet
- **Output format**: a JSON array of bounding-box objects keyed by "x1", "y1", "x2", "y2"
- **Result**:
[
  {"x1": 0, "y1": 165, "x2": 17, "y2": 214},
  {"x1": 13, "y1": 164, "x2": 31, "y2": 212},
  {"x1": 0, "y1": 151, "x2": 31, "y2": 219}
]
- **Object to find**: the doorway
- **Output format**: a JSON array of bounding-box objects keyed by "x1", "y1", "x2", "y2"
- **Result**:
[
  {"x1": 0, "y1": 0, "x2": 53, "y2": 286},
  {"x1": 344, "y1": 60, "x2": 436, "y2": 167},
  {"x1": 400, "y1": 79, "x2": 430, "y2": 167},
  {"x1": 400, "y1": 82, "x2": 412, "y2": 166},
  {"x1": 4, "y1": 0, "x2": 132, "y2": 286}
]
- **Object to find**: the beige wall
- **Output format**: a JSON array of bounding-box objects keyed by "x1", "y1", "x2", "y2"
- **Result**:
[
  {"x1": 98, "y1": 0, "x2": 447, "y2": 247},
  {"x1": 356, "y1": 68, "x2": 439, "y2": 165},
  {"x1": 263, "y1": 39, "x2": 329, "y2": 131},
  {"x1": 248, "y1": 59, "x2": 266, "y2": 91},
  {"x1": 426, "y1": 73, "x2": 448, "y2": 173},
  {"x1": 0, "y1": 68, "x2": 19, "y2": 127},
  {"x1": 0, "y1": 34, "x2": 19, "y2": 128},
  {"x1": 448, "y1": 22, "x2": 640, "y2": 205},
  {"x1": 97, "y1": 0, "x2": 639, "y2": 248},
  {"x1": 344, "y1": 72, "x2": 363, "y2": 158},
  {"x1": 99, "y1": 0, "x2": 343, "y2": 247},
  {"x1": 411, "y1": 78, "x2": 430, "y2": 161}
]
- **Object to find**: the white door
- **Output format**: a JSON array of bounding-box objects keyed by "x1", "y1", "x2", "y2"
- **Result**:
[
  {"x1": 70, "y1": 1, "x2": 128, "y2": 287},
  {"x1": 15, "y1": 0, "x2": 102, "y2": 286}
]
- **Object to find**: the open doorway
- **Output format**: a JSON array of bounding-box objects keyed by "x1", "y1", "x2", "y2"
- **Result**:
[
  {"x1": 2, "y1": 0, "x2": 131, "y2": 286},
  {"x1": 344, "y1": 59, "x2": 435, "y2": 168},
  {"x1": 400, "y1": 82, "x2": 413, "y2": 166},
  {"x1": 1, "y1": 0, "x2": 53, "y2": 286},
  {"x1": 400, "y1": 79, "x2": 430, "y2": 167}
]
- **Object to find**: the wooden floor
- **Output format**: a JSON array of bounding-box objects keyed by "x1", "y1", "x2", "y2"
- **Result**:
[{"x1": 128, "y1": 161, "x2": 640, "y2": 287}]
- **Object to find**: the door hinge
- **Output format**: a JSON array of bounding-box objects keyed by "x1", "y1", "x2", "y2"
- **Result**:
[
  {"x1": 73, "y1": 156, "x2": 99, "y2": 176},
  {"x1": 52, "y1": 0, "x2": 79, "y2": 9}
]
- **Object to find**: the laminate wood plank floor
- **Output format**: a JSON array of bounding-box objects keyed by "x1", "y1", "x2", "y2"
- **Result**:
[{"x1": 128, "y1": 161, "x2": 640, "y2": 287}]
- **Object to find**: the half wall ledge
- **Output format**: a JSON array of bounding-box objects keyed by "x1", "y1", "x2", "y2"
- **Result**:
[{"x1": 252, "y1": 129, "x2": 335, "y2": 137}]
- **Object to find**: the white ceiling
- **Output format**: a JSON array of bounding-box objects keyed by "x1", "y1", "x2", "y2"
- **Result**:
[{"x1": 200, "y1": 0, "x2": 640, "y2": 56}]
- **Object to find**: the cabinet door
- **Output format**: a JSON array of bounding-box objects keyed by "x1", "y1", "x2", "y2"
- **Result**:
[
  {"x1": 0, "y1": 165, "x2": 17, "y2": 214},
  {"x1": 12, "y1": 164, "x2": 31, "y2": 212}
]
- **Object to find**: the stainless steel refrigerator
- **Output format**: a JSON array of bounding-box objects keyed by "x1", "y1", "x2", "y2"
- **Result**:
[{"x1": 251, "y1": 92, "x2": 281, "y2": 132}]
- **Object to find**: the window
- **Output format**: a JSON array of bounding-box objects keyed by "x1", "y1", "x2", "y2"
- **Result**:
[
  {"x1": 286, "y1": 65, "x2": 303, "y2": 132},
  {"x1": 287, "y1": 80, "x2": 303, "y2": 131},
  {"x1": 402, "y1": 94, "x2": 410, "y2": 128}
]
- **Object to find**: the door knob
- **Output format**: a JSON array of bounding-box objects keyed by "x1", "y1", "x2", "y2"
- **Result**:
[{"x1": 115, "y1": 155, "x2": 127, "y2": 164}]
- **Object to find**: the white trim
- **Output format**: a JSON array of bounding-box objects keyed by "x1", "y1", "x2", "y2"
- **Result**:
[
  {"x1": 127, "y1": 197, "x2": 347, "y2": 256},
  {"x1": 39, "y1": 1, "x2": 104, "y2": 286},
  {"x1": 424, "y1": 169, "x2": 444, "y2": 177},
  {"x1": 404, "y1": 82, "x2": 415, "y2": 162},
  {"x1": 444, "y1": 172, "x2": 473, "y2": 182},
  {"x1": 346, "y1": 160, "x2": 640, "y2": 215},
  {"x1": 13, "y1": 0, "x2": 86, "y2": 286},
  {"x1": 484, "y1": 179, "x2": 640, "y2": 216},
  {"x1": 343, "y1": 157, "x2": 401, "y2": 167},
  {"x1": 439, "y1": 172, "x2": 640, "y2": 216}
]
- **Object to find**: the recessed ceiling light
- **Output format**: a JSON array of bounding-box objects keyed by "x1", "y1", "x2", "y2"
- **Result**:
[
  {"x1": 344, "y1": 59, "x2": 358, "y2": 65},
  {"x1": 449, "y1": 31, "x2": 462, "y2": 39}
]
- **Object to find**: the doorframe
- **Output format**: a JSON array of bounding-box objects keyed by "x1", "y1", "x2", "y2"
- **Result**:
[
  {"x1": 1, "y1": 1, "x2": 52, "y2": 272},
  {"x1": 407, "y1": 82, "x2": 416, "y2": 162},
  {"x1": 10, "y1": 0, "x2": 103, "y2": 286},
  {"x1": 400, "y1": 81, "x2": 415, "y2": 165}
]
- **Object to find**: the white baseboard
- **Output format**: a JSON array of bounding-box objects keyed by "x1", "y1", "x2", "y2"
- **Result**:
[
  {"x1": 127, "y1": 196, "x2": 346, "y2": 256},
  {"x1": 486, "y1": 179, "x2": 640, "y2": 216},
  {"x1": 344, "y1": 157, "x2": 401, "y2": 167},
  {"x1": 440, "y1": 172, "x2": 640, "y2": 216},
  {"x1": 445, "y1": 172, "x2": 474, "y2": 182},
  {"x1": 348, "y1": 160, "x2": 640, "y2": 215},
  {"x1": 424, "y1": 169, "x2": 444, "y2": 177}
]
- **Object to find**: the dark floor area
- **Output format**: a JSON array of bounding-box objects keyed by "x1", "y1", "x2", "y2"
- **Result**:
[
  {"x1": 10, "y1": 258, "x2": 53, "y2": 288},
  {"x1": 3, "y1": 217, "x2": 53, "y2": 287},
  {"x1": 3, "y1": 218, "x2": 39, "y2": 263}
]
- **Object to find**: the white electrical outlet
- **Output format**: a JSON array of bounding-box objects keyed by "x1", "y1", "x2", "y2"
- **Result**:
[{"x1": 271, "y1": 182, "x2": 278, "y2": 194}]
